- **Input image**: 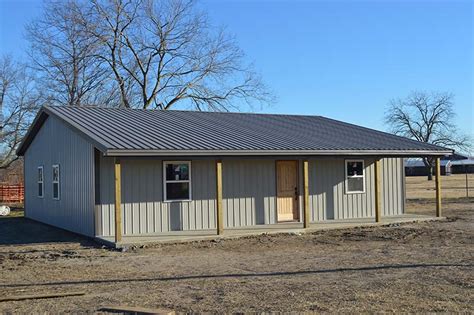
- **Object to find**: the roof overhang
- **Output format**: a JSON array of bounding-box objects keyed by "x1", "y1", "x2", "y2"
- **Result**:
[
  {"x1": 105, "y1": 149, "x2": 453, "y2": 157},
  {"x1": 16, "y1": 107, "x2": 109, "y2": 156}
]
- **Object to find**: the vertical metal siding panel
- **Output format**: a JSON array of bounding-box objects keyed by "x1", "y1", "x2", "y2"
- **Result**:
[
  {"x1": 159, "y1": 162, "x2": 169, "y2": 233},
  {"x1": 246, "y1": 163, "x2": 253, "y2": 225},
  {"x1": 308, "y1": 158, "x2": 326, "y2": 222},
  {"x1": 237, "y1": 162, "x2": 244, "y2": 226},
  {"x1": 336, "y1": 159, "x2": 343, "y2": 220},
  {"x1": 194, "y1": 163, "x2": 202, "y2": 230},
  {"x1": 153, "y1": 160, "x2": 161, "y2": 233},
  {"x1": 23, "y1": 116, "x2": 95, "y2": 237},
  {"x1": 139, "y1": 162, "x2": 147, "y2": 233},
  {"x1": 221, "y1": 159, "x2": 276, "y2": 228},
  {"x1": 366, "y1": 160, "x2": 373, "y2": 217},
  {"x1": 320, "y1": 160, "x2": 326, "y2": 221},
  {"x1": 308, "y1": 159, "x2": 315, "y2": 221},
  {"x1": 208, "y1": 160, "x2": 216, "y2": 229},
  {"x1": 106, "y1": 157, "x2": 114, "y2": 236},
  {"x1": 146, "y1": 162, "x2": 154, "y2": 233},
  {"x1": 268, "y1": 160, "x2": 277, "y2": 224},
  {"x1": 262, "y1": 163, "x2": 267, "y2": 224},
  {"x1": 379, "y1": 158, "x2": 404, "y2": 217}
]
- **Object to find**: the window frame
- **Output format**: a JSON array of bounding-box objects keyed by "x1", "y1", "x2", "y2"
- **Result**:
[
  {"x1": 163, "y1": 161, "x2": 192, "y2": 202},
  {"x1": 52, "y1": 164, "x2": 60, "y2": 200},
  {"x1": 345, "y1": 159, "x2": 366, "y2": 194},
  {"x1": 37, "y1": 166, "x2": 44, "y2": 198}
]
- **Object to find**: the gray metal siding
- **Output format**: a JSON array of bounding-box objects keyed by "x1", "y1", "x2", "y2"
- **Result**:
[
  {"x1": 98, "y1": 158, "x2": 216, "y2": 236},
  {"x1": 24, "y1": 116, "x2": 95, "y2": 236},
  {"x1": 222, "y1": 160, "x2": 277, "y2": 227},
  {"x1": 97, "y1": 157, "x2": 405, "y2": 236},
  {"x1": 308, "y1": 158, "x2": 404, "y2": 221},
  {"x1": 381, "y1": 158, "x2": 405, "y2": 216}
]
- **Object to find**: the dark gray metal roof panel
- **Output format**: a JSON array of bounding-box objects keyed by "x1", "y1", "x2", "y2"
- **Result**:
[{"x1": 18, "y1": 105, "x2": 453, "y2": 156}]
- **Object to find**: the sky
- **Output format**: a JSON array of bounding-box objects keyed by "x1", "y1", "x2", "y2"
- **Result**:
[{"x1": 0, "y1": 0, "x2": 472, "y2": 138}]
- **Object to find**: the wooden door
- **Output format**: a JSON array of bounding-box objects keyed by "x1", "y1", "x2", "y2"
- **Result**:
[{"x1": 276, "y1": 161, "x2": 299, "y2": 222}]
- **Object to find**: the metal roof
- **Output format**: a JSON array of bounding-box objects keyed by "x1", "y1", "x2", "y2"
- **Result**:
[{"x1": 17, "y1": 105, "x2": 453, "y2": 157}]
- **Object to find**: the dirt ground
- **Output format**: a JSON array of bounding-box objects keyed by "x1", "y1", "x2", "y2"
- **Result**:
[{"x1": 0, "y1": 195, "x2": 472, "y2": 313}]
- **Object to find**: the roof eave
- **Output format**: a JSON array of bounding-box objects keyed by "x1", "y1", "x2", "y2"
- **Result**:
[{"x1": 105, "y1": 149, "x2": 454, "y2": 157}]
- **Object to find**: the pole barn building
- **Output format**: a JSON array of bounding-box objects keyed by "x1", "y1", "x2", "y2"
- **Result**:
[{"x1": 17, "y1": 106, "x2": 452, "y2": 246}]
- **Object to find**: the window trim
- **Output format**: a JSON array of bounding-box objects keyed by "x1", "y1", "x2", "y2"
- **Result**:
[
  {"x1": 345, "y1": 159, "x2": 366, "y2": 194},
  {"x1": 163, "y1": 161, "x2": 192, "y2": 202},
  {"x1": 52, "y1": 164, "x2": 60, "y2": 200},
  {"x1": 37, "y1": 166, "x2": 44, "y2": 198}
]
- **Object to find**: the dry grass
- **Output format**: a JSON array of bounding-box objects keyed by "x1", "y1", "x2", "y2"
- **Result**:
[{"x1": 406, "y1": 174, "x2": 474, "y2": 199}]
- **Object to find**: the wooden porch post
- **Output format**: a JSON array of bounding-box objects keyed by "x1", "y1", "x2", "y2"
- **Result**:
[
  {"x1": 435, "y1": 157, "x2": 442, "y2": 217},
  {"x1": 303, "y1": 160, "x2": 310, "y2": 228},
  {"x1": 216, "y1": 160, "x2": 224, "y2": 235},
  {"x1": 114, "y1": 158, "x2": 122, "y2": 243},
  {"x1": 374, "y1": 159, "x2": 382, "y2": 223}
]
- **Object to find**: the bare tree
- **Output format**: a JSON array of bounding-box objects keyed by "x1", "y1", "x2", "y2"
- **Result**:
[
  {"x1": 81, "y1": 0, "x2": 270, "y2": 109},
  {"x1": 26, "y1": 0, "x2": 115, "y2": 106},
  {"x1": 0, "y1": 56, "x2": 41, "y2": 169},
  {"x1": 385, "y1": 91, "x2": 471, "y2": 180}
]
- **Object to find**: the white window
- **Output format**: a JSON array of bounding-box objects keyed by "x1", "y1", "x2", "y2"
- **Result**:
[
  {"x1": 345, "y1": 160, "x2": 365, "y2": 194},
  {"x1": 163, "y1": 161, "x2": 191, "y2": 201},
  {"x1": 52, "y1": 164, "x2": 60, "y2": 200},
  {"x1": 37, "y1": 166, "x2": 44, "y2": 198}
]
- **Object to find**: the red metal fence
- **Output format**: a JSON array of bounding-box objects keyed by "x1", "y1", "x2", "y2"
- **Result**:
[{"x1": 0, "y1": 184, "x2": 24, "y2": 203}]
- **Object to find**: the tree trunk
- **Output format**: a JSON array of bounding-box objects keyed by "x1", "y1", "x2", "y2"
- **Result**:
[{"x1": 427, "y1": 166, "x2": 433, "y2": 181}]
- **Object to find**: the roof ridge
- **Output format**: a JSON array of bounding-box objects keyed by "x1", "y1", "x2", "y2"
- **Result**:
[{"x1": 44, "y1": 105, "x2": 323, "y2": 118}]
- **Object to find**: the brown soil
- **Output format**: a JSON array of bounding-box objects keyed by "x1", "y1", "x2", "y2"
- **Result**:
[{"x1": 0, "y1": 198, "x2": 472, "y2": 313}]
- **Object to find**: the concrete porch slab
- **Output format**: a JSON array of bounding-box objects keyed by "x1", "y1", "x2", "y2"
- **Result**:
[{"x1": 96, "y1": 214, "x2": 445, "y2": 248}]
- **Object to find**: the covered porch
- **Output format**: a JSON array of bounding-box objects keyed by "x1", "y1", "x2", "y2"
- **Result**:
[{"x1": 103, "y1": 156, "x2": 445, "y2": 245}]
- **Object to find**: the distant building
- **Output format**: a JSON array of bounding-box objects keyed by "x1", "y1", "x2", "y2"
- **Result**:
[
  {"x1": 404, "y1": 158, "x2": 452, "y2": 176},
  {"x1": 451, "y1": 158, "x2": 474, "y2": 174},
  {"x1": 404, "y1": 154, "x2": 471, "y2": 176}
]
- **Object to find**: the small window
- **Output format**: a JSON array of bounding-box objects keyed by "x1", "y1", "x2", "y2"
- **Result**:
[
  {"x1": 37, "y1": 166, "x2": 44, "y2": 198},
  {"x1": 345, "y1": 160, "x2": 365, "y2": 194},
  {"x1": 52, "y1": 164, "x2": 60, "y2": 200},
  {"x1": 163, "y1": 161, "x2": 191, "y2": 201}
]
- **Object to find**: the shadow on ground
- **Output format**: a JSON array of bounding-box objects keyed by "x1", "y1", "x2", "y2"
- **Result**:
[
  {"x1": 0, "y1": 262, "x2": 471, "y2": 288},
  {"x1": 0, "y1": 216, "x2": 94, "y2": 247}
]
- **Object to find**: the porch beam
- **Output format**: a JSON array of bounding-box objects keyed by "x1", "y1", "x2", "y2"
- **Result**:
[
  {"x1": 374, "y1": 158, "x2": 382, "y2": 223},
  {"x1": 435, "y1": 157, "x2": 442, "y2": 217},
  {"x1": 114, "y1": 158, "x2": 122, "y2": 243},
  {"x1": 216, "y1": 160, "x2": 224, "y2": 235},
  {"x1": 303, "y1": 160, "x2": 310, "y2": 228}
]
